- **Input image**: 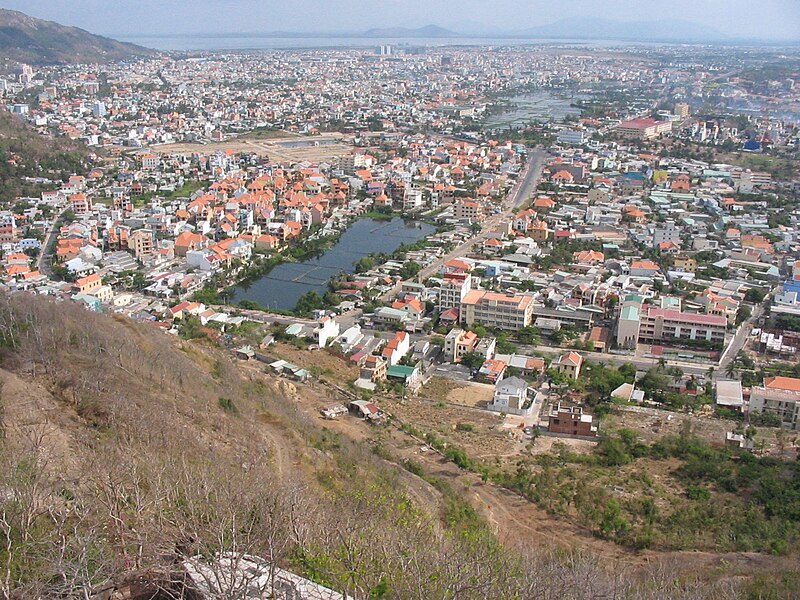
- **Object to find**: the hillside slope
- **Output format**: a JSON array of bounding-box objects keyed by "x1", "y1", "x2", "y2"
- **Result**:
[
  {"x1": 0, "y1": 9, "x2": 156, "y2": 64},
  {"x1": 0, "y1": 108, "x2": 89, "y2": 203},
  {"x1": 0, "y1": 294, "x2": 795, "y2": 599}
]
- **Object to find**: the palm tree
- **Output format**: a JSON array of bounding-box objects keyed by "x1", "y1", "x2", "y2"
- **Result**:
[{"x1": 725, "y1": 361, "x2": 737, "y2": 379}]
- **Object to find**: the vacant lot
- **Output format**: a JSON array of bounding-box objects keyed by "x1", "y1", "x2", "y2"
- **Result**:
[
  {"x1": 151, "y1": 132, "x2": 354, "y2": 163},
  {"x1": 445, "y1": 381, "x2": 494, "y2": 408},
  {"x1": 269, "y1": 341, "x2": 360, "y2": 382}
]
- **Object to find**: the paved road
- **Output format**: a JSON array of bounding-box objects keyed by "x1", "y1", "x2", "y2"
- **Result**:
[
  {"x1": 518, "y1": 343, "x2": 712, "y2": 376},
  {"x1": 379, "y1": 147, "x2": 549, "y2": 301},
  {"x1": 38, "y1": 207, "x2": 70, "y2": 277},
  {"x1": 717, "y1": 300, "x2": 767, "y2": 375}
]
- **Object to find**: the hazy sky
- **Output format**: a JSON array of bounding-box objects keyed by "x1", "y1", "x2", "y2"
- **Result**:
[{"x1": 3, "y1": 0, "x2": 800, "y2": 40}]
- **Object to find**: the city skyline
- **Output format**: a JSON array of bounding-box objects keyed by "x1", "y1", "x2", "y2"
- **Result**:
[{"x1": 2, "y1": 0, "x2": 800, "y2": 42}]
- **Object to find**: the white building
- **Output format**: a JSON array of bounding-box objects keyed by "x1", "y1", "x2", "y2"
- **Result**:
[
  {"x1": 652, "y1": 220, "x2": 680, "y2": 247},
  {"x1": 315, "y1": 316, "x2": 340, "y2": 348},
  {"x1": 488, "y1": 376, "x2": 532, "y2": 416},
  {"x1": 557, "y1": 129, "x2": 587, "y2": 145},
  {"x1": 750, "y1": 376, "x2": 800, "y2": 430},
  {"x1": 439, "y1": 273, "x2": 471, "y2": 311}
]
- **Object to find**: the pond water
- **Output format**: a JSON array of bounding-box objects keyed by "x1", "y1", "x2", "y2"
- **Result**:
[
  {"x1": 485, "y1": 90, "x2": 583, "y2": 129},
  {"x1": 230, "y1": 217, "x2": 435, "y2": 311}
]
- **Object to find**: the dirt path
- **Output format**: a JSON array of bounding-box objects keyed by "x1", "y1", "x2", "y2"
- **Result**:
[{"x1": 227, "y1": 355, "x2": 799, "y2": 574}]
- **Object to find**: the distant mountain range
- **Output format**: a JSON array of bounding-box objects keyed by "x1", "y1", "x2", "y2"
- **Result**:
[
  {"x1": 353, "y1": 20, "x2": 725, "y2": 43},
  {"x1": 150, "y1": 19, "x2": 731, "y2": 44},
  {"x1": 512, "y1": 18, "x2": 726, "y2": 43},
  {"x1": 0, "y1": 9, "x2": 156, "y2": 64},
  {"x1": 360, "y1": 25, "x2": 459, "y2": 38}
]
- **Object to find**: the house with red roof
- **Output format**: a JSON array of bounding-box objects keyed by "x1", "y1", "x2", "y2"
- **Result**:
[{"x1": 552, "y1": 351, "x2": 584, "y2": 380}]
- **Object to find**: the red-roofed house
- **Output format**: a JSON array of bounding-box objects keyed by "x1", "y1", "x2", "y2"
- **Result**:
[{"x1": 552, "y1": 351, "x2": 584, "y2": 379}]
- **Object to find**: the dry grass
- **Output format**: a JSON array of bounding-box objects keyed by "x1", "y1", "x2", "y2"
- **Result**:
[{"x1": 0, "y1": 294, "x2": 797, "y2": 598}]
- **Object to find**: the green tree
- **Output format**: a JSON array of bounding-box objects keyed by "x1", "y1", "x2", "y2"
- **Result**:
[
  {"x1": 355, "y1": 256, "x2": 375, "y2": 273},
  {"x1": 517, "y1": 326, "x2": 540, "y2": 345},
  {"x1": 399, "y1": 261, "x2": 421, "y2": 280},
  {"x1": 735, "y1": 305, "x2": 752, "y2": 326},
  {"x1": 745, "y1": 288, "x2": 766, "y2": 303},
  {"x1": 295, "y1": 290, "x2": 325, "y2": 315},
  {"x1": 459, "y1": 351, "x2": 485, "y2": 371}
]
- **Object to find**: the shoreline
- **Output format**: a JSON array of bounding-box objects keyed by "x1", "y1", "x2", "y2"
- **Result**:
[{"x1": 196, "y1": 212, "x2": 430, "y2": 315}]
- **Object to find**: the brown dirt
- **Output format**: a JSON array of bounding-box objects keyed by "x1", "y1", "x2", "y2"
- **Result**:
[
  {"x1": 270, "y1": 342, "x2": 360, "y2": 381},
  {"x1": 444, "y1": 381, "x2": 494, "y2": 407},
  {"x1": 226, "y1": 340, "x2": 800, "y2": 572},
  {"x1": 0, "y1": 369, "x2": 85, "y2": 479},
  {"x1": 151, "y1": 133, "x2": 353, "y2": 163},
  {"x1": 384, "y1": 396, "x2": 521, "y2": 460},
  {"x1": 604, "y1": 405, "x2": 798, "y2": 458},
  {"x1": 423, "y1": 376, "x2": 468, "y2": 402}
]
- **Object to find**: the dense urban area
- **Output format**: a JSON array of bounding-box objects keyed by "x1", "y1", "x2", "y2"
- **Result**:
[{"x1": 2, "y1": 19, "x2": 800, "y2": 600}]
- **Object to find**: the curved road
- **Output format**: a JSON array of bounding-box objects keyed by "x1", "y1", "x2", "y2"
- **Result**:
[{"x1": 380, "y1": 147, "x2": 549, "y2": 300}]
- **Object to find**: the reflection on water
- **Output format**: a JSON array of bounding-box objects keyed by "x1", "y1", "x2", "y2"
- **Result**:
[{"x1": 230, "y1": 217, "x2": 434, "y2": 311}]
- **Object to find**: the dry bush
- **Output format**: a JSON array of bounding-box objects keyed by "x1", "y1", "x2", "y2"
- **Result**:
[{"x1": 0, "y1": 294, "x2": 793, "y2": 599}]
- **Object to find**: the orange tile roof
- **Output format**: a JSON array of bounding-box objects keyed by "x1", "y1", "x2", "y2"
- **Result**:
[{"x1": 764, "y1": 376, "x2": 800, "y2": 392}]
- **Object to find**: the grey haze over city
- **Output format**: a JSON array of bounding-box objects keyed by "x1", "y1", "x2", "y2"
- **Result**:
[{"x1": 2, "y1": 0, "x2": 800, "y2": 43}]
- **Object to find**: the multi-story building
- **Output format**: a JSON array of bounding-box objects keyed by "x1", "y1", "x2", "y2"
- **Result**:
[
  {"x1": 615, "y1": 118, "x2": 672, "y2": 139},
  {"x1": 0, "y1": 213, "x2": 17, "y2": 243},
  {"x1": 749, "y1": 376, "x2": 800, "y2": 430},
  {"x1": 73, "y1": 273, "x2": 102, "y2": 295},
  {"x1": 674, "y1": 102, "x2": 690, "y2": 118},
  {"x1": 443, "y1": 328, "x2": 478, "y2": 363},
  {"x1": 454, "y1": 199, "x2": 483, "y2": 221},
  {"x1": 488, "y1": 376, "x2": 530, "y2": 415},
  {"x1": 638, "y1": 307, "x2": 727, "y2": 344},
  {"x1": 460, "y1": 290, "x2": 534, "y2": 331},
  {"x1": 551, "y1": 351, "x2": 584, "y2": 379},
  {"x1": 360, "y1": 355, "x2": 388, "y2": 383},
  {"x1": 652, "y1": 220, "x2": 680, "y2": 247},
  {"x1": 547, "y1": 402, "x2": 598, "y2": 437},
  {"x1": 128, "y1": 228, "x2": 155, "y2": 261},
  {"x1": 140, "y1": 153, "x2": 159, "y2": 170},
  {"x1": 734, "y1": 171, "x2": 772, "y2": 193},
  {"x1": 403, "y1": 188, "x2": 424, "y2": 211},
  {"x1": 616, "y1": 296, "x2": 728, "y2": 348},
  {"x1": 557, "y1": 129, "x2": 587, "y2": 145},
  {"x1": 438, "y1": 272, "x2": 471, "y2": 311},
  {"x1": 70, "y1": 193, "x2": 92, "y2": 215},
  {"x1": 616, "y1": 296, "x2": 643, "y2": 350},
  {"x1": 673, "y1": 255, "x2": 697, "y2": 273}
]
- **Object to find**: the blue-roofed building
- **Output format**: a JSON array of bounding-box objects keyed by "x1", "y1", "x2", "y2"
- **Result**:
[
  {"x1": 72, "y1": 293, "x2": 102, "y2": 312},
  {"x1": 616, "y1": 296, "x2": 642, "y2": 350}
]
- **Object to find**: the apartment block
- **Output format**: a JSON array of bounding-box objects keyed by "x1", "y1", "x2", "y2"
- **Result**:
[
  {"x1": 454, "y1": 199, "x2": 483, "y2": 221},
  {"x1": 438, "y1": 272, "x2": 471, "y2": 311},
  {"x1": 615, "y1": 118, "x2": 672, "y2": 139},
  {"x1": 638, "y1": 307, "x2": 727, "y2": 344},
  {"x1": 750, "y1": 376, "x2": 800, "y2": 430},
  {"x1": 460, "y1": 290, "x2": 534, "y2": 331},
  {"x1": 616, "y1": 295, "x2": 727, "y2": 348}
]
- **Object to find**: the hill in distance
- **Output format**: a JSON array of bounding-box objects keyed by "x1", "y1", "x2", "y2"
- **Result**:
[
  {"x1": 513, "y1": 17, "x2": 726, "y2": 43},
  {"x1": 348, "y1": 18, "x2": 724, "y2": 43},
  {"x1": 0, "y1": 8, "x2": 157, "y2": 65},
  {"x1": 360, "y1": 24, "x2": 459, "y2": 38},
  {"x1": 0, "y1": 107, "x2": 89, "y2": 203}
]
